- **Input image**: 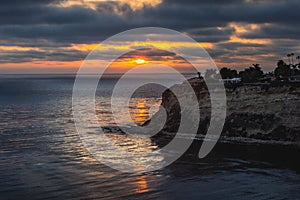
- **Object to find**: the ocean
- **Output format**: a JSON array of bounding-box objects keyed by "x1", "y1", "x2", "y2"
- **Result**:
[{"x1": 0, "y1": 74, "x2": 299, "y2": 199}]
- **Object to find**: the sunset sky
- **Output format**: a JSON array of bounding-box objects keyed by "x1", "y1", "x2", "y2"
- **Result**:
[{"x1": 0, "y1": 0, "x2": 299, "y2": 73}]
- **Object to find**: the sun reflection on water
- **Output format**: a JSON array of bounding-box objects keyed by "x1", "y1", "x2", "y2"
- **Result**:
[
  {"x1": 76, "y1": 95, "x2": 165, "y2": 172},
  {"x1": 135, "y1": 176, "x2": 149, "y2": 194},
  {"x1": 95, "y1": 96, "x2": 161, "y2": 127},
  {"x1": 130, "y1": 100, "x2": 150, "y2": 125}
]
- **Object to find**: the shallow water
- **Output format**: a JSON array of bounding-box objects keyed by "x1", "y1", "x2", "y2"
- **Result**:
[{"x1": 0, "y1": 75, "x2": 299, "y2": 199}]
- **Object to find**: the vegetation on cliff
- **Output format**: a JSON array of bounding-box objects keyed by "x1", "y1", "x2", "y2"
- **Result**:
[{"x1": 149, "y1": 54, "x2": 300, "y2": 143}]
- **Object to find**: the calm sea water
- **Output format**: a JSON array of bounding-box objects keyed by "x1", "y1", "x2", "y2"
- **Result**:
[{"x1": 0, "y1": 74, "x2": 300, "y2": 200}]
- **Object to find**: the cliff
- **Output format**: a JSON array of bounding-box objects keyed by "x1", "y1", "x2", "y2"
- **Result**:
[{"x1": 149, "y1": 78, "x2": 300, "y2": 143}]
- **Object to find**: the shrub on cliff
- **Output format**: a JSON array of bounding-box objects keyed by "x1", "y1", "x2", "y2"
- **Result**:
[
  {"x1": 220, "y1": 67, "x2": 238, "y2": 79},
  {"x1": 274, "y1": 60, "x2": 291, "y2": 78},
  {"x1": 239, "y1": 64, "x2": 264, "y2": 83}
]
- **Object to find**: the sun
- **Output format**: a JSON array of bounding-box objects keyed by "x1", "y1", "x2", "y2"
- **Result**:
[{"x1": 134, "y1": 59, "x2": 147, "y2": 65}]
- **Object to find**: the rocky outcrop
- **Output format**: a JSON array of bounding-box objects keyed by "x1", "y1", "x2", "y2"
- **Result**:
[{"x1": 149, "y1": 78, "x2": 300, "y2": 142}]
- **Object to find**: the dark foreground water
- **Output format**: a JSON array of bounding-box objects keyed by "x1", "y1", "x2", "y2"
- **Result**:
[{"x1": 0, "y1": 75, "x2": 299, "y2": 200}]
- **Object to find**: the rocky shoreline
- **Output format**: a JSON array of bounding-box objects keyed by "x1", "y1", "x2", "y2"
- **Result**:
[{"x1": 148, "y1": 78, "x2": 300, "y2": 144}]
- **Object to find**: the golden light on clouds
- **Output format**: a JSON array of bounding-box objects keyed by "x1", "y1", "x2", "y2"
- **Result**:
[
  {"x1": 120, "y1": 0, "x2": 162, "y2": 11},
  {"x1": 59, "y1": 0, "x2": 162, "y2": 11},
  {"x1": 71, "y1": 41, "x2": 213, "y2": 52},
  {"x1": 68, "y1": 40, "x2": 214, "y2": 72},
  {"x1": 229, "y1": 35, "x2": 271, "y2": 45},
  {"x1": 229, "y1": 23, "x2": 261, "y2": 34},
  {"x1": 0, "y1": 46, "x2": 41, "y2": 52},
  {"x1": 228, "y1": 23, "x2": 271, "y2": 45},
  {"x1": 0, "y1": 22, "x2": 279, "y2": 73}
]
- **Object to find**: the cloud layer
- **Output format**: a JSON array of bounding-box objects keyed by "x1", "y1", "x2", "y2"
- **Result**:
[{"x1": 0, "y1": 0, "x2": 299, "y2": 72}]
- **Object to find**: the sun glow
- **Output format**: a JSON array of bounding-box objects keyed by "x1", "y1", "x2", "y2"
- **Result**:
[{"x1": 134, "y1": 59, "x2": 147, "y2": 65}]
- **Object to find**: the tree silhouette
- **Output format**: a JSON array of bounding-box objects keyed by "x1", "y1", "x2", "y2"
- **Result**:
[
  {"x1": 239, "y1": 64, "x2": 263, "y2": 83},
  {"x1": 274, "y1": 60, "x2": 291, "y2": 78},
  {"x1": 287, "y1": 54, "x2": 291, "y2": 65},
  {"x1": 220, "y1": 67, "x2": 238, "y2": 79},
  {"x1": 291, "y1": 53, "x2": 295, "y2": 65}
]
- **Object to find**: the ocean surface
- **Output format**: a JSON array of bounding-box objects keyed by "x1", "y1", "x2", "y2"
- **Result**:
[{"x1": 0, "y1": 74, "x2": 300, "y2": 200}]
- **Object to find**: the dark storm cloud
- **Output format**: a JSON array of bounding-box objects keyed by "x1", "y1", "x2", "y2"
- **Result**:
[
  {"x1": 0, "y1": 50, "x2": 45, "y2": 63},
  {"x1": 0, "y1": 0, "x2": 299, "y2": 64},
  {"x1": 207, "y1": 42, "x2": 265, "y2": 61},
  {"x1": 95, "y1": 1, "x2": 132, "y2": 15},
  {"x1": 187, "y1": 27, "x2": 235, "y2": 43},
  {"x1": 163, "y1": 0, "x2": 245, "y2": 5},
  {"x1": 1, "y1": 0, "x2": 299, "y2": 43},
  {"x1": 141, "y1": 0, "x2": 300, "y2": 28},
  {"x1": 240, "y1": 25, "x2": 300, "y2": 40},
  {"x1": 1, "y1": 0, "x2": 61, "y2": 6},
  {"x1": 209, "y1": 39, "x2": 299, "y2": 70},
  {"x1": 0, "y1": 6, "x2": 97, "y2": 25},
  {"x1": 119, "y1": 48, "x2": 182, "y2": 61},
  {"x1": 0, "y1": 49, "x2": 87, "y2": 63}
]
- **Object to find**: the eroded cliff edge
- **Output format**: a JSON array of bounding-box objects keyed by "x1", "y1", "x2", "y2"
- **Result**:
[{"x1": 149, "y1": 78, "x2": 300, "y2": 143}]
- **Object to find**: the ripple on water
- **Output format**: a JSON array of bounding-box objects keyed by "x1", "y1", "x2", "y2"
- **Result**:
[{"x1": 0, "y1": 76, "x2": 300, "y2": 199}]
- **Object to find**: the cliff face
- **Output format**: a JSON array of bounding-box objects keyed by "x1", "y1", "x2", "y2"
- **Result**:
[{"x1": 151, "y1": 78, "x2": 300, "y2": 142}]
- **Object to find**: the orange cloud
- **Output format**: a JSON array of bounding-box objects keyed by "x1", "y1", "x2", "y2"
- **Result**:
[
  {"x1": 228, "y1": 23, "x2": 271, "y2": 45},
  {"x1": 59, "y1": 0, "x2": 162, "y2": 12},
  {"x1": 71, "y1": 41, "x2": 213, "y2": 52}
]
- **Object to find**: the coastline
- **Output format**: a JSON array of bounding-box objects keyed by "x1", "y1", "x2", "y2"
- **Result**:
[{"x1": 147, "y1": 77, "x2": 300, "y2": 145}]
